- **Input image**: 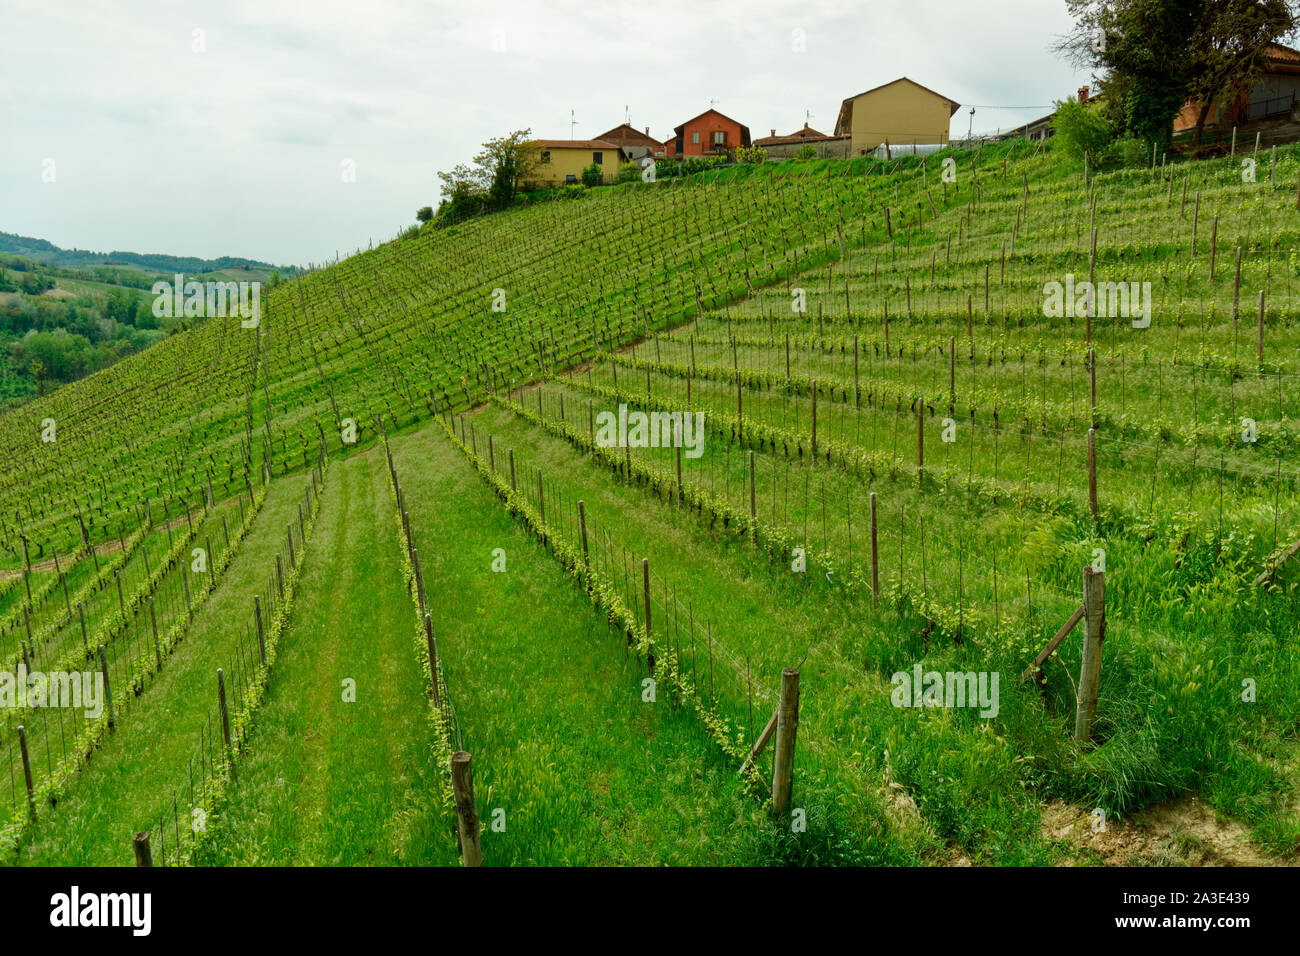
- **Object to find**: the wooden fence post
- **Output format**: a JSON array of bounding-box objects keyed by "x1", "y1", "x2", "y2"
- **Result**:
[
  {"x1": 772, "y1": 669, "x2": 800, "y2": 816},
  {"x1": 509, "y1": 449, "x2": 516, "y2": 493},
  {"x1": 133, "y1": 832, "x2": 153, "y2": 867},
  {"x1": 1074, "y1": 566, "x2": 1106, "y2": 742},
  {"x1": 451, "y1": 752, "x2": 483, "y2": 867}
]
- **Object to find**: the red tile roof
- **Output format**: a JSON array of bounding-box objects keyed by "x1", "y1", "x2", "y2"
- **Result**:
[{"x1": 533, "y1": 139, "x2": 620, "y2": 150}]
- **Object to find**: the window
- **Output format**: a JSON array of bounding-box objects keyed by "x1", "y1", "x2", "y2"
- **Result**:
[
  {"x1": 540, "y1": 150, "x2": 551, "y2": 163},
  {"x1": 565, "y1": 173, "x2": 577, "y2": 184},
  {"x1": 712, "y1": 130, "x2": 725, "y2": 145},
  {"x1": 691, "y1": 131, "x2": 700, "y2": 144},
  {"x1": 593, "y1": 151, "x2": 603, "y2": 164}
]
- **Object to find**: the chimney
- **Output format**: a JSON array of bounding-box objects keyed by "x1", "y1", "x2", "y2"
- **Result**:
[
  {"x1": 1078, "y1": 85, "x2": 1089, "y2": 103},
  {"x1": 645, "y1": 126, "x2": 649, "y2": 135},
  {"x1": 771, "y1": 128, "x2": 776, "y2": 136}
]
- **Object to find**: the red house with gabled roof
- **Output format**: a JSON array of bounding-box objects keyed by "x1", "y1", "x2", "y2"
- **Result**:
[{"x1": 670, "y1": 109, "x2": 751, "y2": 158}]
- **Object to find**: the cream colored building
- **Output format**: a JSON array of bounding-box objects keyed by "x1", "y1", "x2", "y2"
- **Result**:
[
  {"x1": 834, "y1": 78, "x2": 962, "y2": 155},
  {"x1": 527, "y1": 140, "x2": 622, "y2": 187}
]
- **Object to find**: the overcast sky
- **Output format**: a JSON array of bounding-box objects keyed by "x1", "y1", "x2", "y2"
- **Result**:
[{"x1": 1, "y1": 0, "x2": 1090, "y2": 266}]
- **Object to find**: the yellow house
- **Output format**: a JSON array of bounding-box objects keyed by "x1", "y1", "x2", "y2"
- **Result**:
[
  {"x1": 527, "y1": 140, "x2": 623, "y2": 187},
  {"x1": 833, "y1": 78, "x2": 962, "y2": 155}
]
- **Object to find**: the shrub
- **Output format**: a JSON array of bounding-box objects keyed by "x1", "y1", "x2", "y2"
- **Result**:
[
  {"x1": 1105, "y1": 135, "x2": 1149, "y2": 169},
  {"x1": 795, "y1": 143, "x2": 817, "y2": 160},
  {"x1": 617, "y1": 161, "x2": 640, "y2": 183},
  {"x1": 415, "y1": 206, "x2": 433, "y2": 223},
  {"x1": 1050, "y1": 99, "x2": 1113, "y2": 164},
  {"x1": 735, "y1": 144, "x2": 768, "y2": 164},
  {"x1": 580, "y1": 163, "x2": 603, "y2": 187}
]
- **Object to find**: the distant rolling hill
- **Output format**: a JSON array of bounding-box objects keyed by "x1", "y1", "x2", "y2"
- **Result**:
[{"x1": 0, "y1": 230, "x2": 297, "y2": 279}]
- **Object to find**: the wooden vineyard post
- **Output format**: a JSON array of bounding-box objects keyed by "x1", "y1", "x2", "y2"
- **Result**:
[
  {"x1": 948, "y1": 336, "x2": 956, "y2": 409},
  {"x1": 217, "y1": 667, "x2": 233, "y2": 768},
  {"x1": 254, "y1": 596, "x2": 266, "y2": 665},
  {"x1": 1192, "y1": 191, "x2": 1200, "y2": 253},
  {"x1": 1210, "y1": 214, "x2": 1218, "y2": 278},
  {"x1": 18, "y1": 725, "x2": 35, "y2": 820},
  {"x1": 450, "y1": 752, "x2": 483, "y2": 867},
  {"x1": 537, "y1": 468, "x2": 547, "y2": 522},
  {"x1": 810, "y1": 381, "x2": 818, "y2": 458},
  {"x1": 99, "y1": 644, "x2": 114, "y2": 728},
  {"x1": 748, "y1": 451, "x2": 757, "y2": 530},
  {"x1": 676, "y1": 444, "x2": 684, "y2": 504},
  {"x1": 423, "y1": 613, "x2": 440, "y2": 707},
  {"x1": 133, "y1": 832, "x2": 153, "y2": 867},
  {"x1": 578, "y1": 500, "x2": 589, "y2": 566},
  {"x1": 737, "y1": 371, "x2": 743, "y2": 445},
  {"x1": 1257, "y1": 290, "x2": 1266, "y2": 367},
  {"x1": 771, "y1": 669, "x2": 800, "y2": 816},
  {"x1": 1233, "y1": 247, "x2": 1242, "y2": 323},
  {"x1": 642, "y1": 558, "x2": 652, "y2": 675},
  {"x1": 916, "y1": 400, "x2": 925, "y2": 480},
  {"x1": 869, "y1": 492, "x2": 879, "y2": 602},
  {"x1": 853, "y1": 335, "x2": 860, "y2": 407},
  {"x1": 149, "y1": 596, "x2": 162, "y2": 670},
  {"x1": 1088, "y1": 348, "x2": 1096, "y2": 425},
  {"x1": 508, "y1": 449, "x2": 516, "y2": 493},
  {"x1": 1074, "y1": 567, "x2": 1106, "y2": 743},
  {"x1": 1087, "y1": 427, "x2": 1098, "y2": 519}
]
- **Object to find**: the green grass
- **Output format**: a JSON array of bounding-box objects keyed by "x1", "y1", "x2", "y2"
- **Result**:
[
  {"x1": 382, "y1": 423, "x2": 787, "y2": 865},
  {"x1": 198, "y1": 450, "x2": 443, "y2": 865}
]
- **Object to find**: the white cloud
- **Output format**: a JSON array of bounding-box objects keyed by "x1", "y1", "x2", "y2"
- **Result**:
[{"x1": 0, "y1": 0, "x2": 1086, "y2": 264}]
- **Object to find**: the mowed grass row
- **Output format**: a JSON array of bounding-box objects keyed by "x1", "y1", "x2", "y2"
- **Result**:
[
  {"x1": 468, "y1": 392, "x2": 1300, "y2": 859},
  {"x1": 382, "y1": 422, "x2": 787, "y2": 866},
  {"x1": 198, "y1": 450, "x2": 444, "y2": 865},
  {"x1": 12, "y1": 471, "x2": 311, "y2": 865}
]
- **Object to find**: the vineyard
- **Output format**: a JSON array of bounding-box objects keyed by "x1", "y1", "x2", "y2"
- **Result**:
[{"x1": 1, "y1": 138, "x2": 1298, "y2": 866}]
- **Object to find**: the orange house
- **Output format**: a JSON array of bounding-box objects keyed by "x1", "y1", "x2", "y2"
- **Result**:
[
  {"x1": 1173, "y1": 42, "x2": 1300, "y2": 137},
  {"x1": 670, "y1": 109, "x2": 751, "y2": 158}
]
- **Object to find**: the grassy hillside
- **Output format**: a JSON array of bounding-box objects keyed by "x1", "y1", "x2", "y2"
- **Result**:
[{"x1": 2, "y1": 139, "x2": 1298, "y2": 865}]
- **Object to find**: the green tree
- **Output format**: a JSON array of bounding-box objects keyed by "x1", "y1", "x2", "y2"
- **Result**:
[
  {"x1": 580, "y1": 162, "x2": 603, "y2": 187},
  {"x1": 1056, "y1": 0, "x2": 1299, "y2": 148},
  {"x1": 1051, "y1": 98, "x2": 1115, "y2": 162},
  {"x1": 416, "y1": 206, "x2": 433, "y2": 222}
]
